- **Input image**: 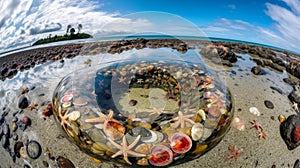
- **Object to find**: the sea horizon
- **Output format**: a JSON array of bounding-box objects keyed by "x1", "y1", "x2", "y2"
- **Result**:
[{"x1": 0, "y1": 35, "x2": 297, "y2": 58}]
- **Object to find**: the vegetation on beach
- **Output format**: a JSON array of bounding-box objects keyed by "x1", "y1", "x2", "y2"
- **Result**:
[{"x1": 32, "y1": 24, "x2": 92, "y2": 46}]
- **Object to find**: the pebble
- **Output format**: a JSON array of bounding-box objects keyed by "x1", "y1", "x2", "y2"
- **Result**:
[
  {"x1": 264, "y1": 100, "x2": 274, "y2": 109},
  {"x1": 56, "y1": 156, "x2": 75, "y2": 168},
  {"x1": 283, "y1": 78, "x2": 297, "y2": 86},
  {"x1": 18, "y1": 96, "x2": 29, "y2": 109},
  {"x1": 294, "y1": 159, "x2": 300, "y2": 168},
  {"x1": 280, "y1": 114, "x2": 300, "y2": 150},
  {"x1": 251, "y1": 66, "x2": 265, "y2": 75}
]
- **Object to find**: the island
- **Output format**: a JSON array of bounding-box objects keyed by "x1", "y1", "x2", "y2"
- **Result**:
[{"x1": 32, "y1": 24, "x2": 92, "y2": 46}]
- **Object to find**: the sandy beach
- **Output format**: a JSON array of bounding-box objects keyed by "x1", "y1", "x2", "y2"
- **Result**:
[{"x1": 0, "y1": 38, "x2": 300, "y2": 168}]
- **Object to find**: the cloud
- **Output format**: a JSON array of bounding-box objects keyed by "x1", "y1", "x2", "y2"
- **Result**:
[
  {"x1": 228, "y1": 4, "x2": 236, "y2": 10},
  {"x1": 29, "y1": 23, "x2": 62, "y2": 35}
]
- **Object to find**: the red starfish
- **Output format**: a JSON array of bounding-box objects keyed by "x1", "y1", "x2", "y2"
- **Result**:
[
  {"x1": 225, "y1": 145, "x2": 243, "y2": 161},
  {"x1": 249, "y1": 120, "x2": 262, "y2": 130}
]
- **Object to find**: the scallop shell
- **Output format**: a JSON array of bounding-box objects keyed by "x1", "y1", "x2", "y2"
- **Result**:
[
  {"x1": 191, "y1": 123, "x2": 204, "y2": 141},
  {"x1": 103, "y1": 120, "x2": 125, "y2": 140}
]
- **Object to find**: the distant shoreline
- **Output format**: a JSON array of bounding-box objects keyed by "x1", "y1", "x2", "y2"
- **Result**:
[{"x1": 32, "y1": 33, "x2": 92, "y2": 46}]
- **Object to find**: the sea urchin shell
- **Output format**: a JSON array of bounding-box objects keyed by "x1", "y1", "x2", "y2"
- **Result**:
[
  {"x1": 149, "y1": 145, "x2": 173, "y2": 167},
  {"x1": 170, "y1": 132, "x2": 192, "y2": 153}
]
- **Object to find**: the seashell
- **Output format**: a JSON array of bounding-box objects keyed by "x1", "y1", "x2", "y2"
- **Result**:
[
  {"x1": 206, "y1": 84, "x2": 215, "y2": 89},
  {"x1": 249, "y1": 107, "x2": 260, "y2": 116},
  {"x1": 62, "y1": 102, "x2": 72, "y2": 108},
  {"x1": 68, "y1": 111, "x2": 80, "y2": 121},
  {"x1": 91, "y1": 142, "x2": 107, "y2": 155},
  {"x1": 137, "y1": 158, "x2": 149, "y2": 166},
  {"x1": 129, "y1": 99, "x2": 137, "y2": 106},
  {"x1": 103, "y1": 120, "x2": 125, "y2": 140},
  {"x1": 73, "y1": 97, "x2": 88, "y2": 106},
  {"x1": 20, "y1": 146, "x2": 27, "y2": 158},
  {"x1": 12, "y1": 122, "x2": 17, "y2": 132},
  {"x1": 191, "y1": 123, "x2": 204, "y2": 141},
  {"x1": 197, "y1": 109, "x2": 206, "y2": 121},
  {"x1": 22, "y1": 116, "x2": 31, "y2": 126},
  {"x1": 14, "y1": 141, "x2": 24, "y2": 158},
  {"x1": 26, "y1": 140, "x2": 42, "y2": 159},
  {"x1": 208, "y1": 106, "x2": 221, "y2": 118},
  {"x1": 149, "y1": 145, "x2": 173, "y2": 167},
  {"x1": 231, "y1": 116, "x2": 245, "y2": 131},
  {"x1": 60, "y1": 94, "x2": 73, "y2": 103},
  {"x1": 135, "y1": 143, "x2": 152, "y2": 154},
  {"x1": 170, "y1": 132, "x2": 192, "y2": 154},
  {"x1": 3, "y1": 123, "x2": 9, "y2": 135}
]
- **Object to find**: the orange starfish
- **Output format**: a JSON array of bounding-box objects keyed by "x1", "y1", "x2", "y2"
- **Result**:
[
  {"x1": 21, "y1": 87, "x2": 29, "y2": 95},
  {"x1": 28, "y1": 103, "x2": 37, "y2": 111},
  {"x1": 258, "y1": 130, "x2": 267, "y2": 139},
  {"x1": 109, "y1": 135, "x2": 146, "y2": 165}
]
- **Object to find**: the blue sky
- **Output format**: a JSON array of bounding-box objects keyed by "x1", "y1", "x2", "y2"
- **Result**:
[{"x1": 0, "y1": 0, "x2": 300, "y2": 53}]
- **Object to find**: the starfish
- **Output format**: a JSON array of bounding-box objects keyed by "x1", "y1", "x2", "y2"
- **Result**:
[
  {"x1": 21, "y1": 87, "x2": 29, "y2": 95},
  {"x1": 28, "y1": 103, "x2": 37, "y2": 111},
  {"x1": 109, "y1": 135, "x2": 146, "y2": 165},
  {"x1": 249, "y1": 120, "x2": 262, "y2": 130},
  {"x1": 57, "y1": 107, "x2": 79, "y2": 136},
  {"x1": 225, "y1": 145, "x2": 243, "y2": 161},
  {"x1": 118, "y1": 76, "x2": 126, "y2": 84},
  {"x1": 85, "y1": 109, "x2": 115, "y2": 129},
  {"x1": 170, "y1": 111, "x2": 195, "y2": 129},
  {"x1": 149, "y1": 107, "x2": 165, "y2": 116},
  {"x1": 292, "y1": 102, "x2": 299, "y2": 112},
  {"x1": 258, "y1": 130, "x2": 267, "y2": 139}
]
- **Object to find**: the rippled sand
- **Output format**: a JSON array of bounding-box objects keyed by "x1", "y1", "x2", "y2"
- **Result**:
[{"x1": 0, "y1": 43, "x2": 298, "y2": 168}]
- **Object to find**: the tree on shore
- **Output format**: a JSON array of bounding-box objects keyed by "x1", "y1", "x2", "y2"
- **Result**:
[
  {"x1": 77, "y1": 24, "x2": 82, "y2": 34},
  {"x1": 66, "y1": 24, "x2": 71, "y2": 35},
  {"x1": 70, "y1": 28, "x2": 75, "y2": 36}
]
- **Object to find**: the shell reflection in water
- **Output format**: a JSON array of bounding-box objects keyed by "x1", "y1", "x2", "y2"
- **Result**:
[{"x1": 52, "y1": 51, "x2": 233, "y2": 167}]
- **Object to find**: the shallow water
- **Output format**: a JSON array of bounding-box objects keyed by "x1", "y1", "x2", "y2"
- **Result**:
[{"x1": 0, "y1": 45, "x2": 298, "y2": 167}]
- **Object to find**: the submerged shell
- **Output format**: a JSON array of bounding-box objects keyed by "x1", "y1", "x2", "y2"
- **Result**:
[
  {"x1": 149, "y1": 145, "x2": 173, "y2": 167},
  {"x1": 170, "y1": 132, "x2": 192, "y2": 153},
  {"x1": 191, "y1": 123, "x2": 204, "y2": 141},
  {"x1": 68, "y1": 111, "x2": 81, "y2": 121},
  {"x1": 60, "y1": 94, "x2": 73, "y2": 103},
  {"x1": 103, "y1": 120, "x2": 125, "y2": 140},
  {"x1": 231, "y1": 116, "x2": 245, "y2": 131}
]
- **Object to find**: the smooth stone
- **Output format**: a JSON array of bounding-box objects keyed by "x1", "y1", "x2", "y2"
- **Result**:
[
  {"x1": 251, "y1": 66, "x2": 265, "y2": 75},
  {"x1": 283, "y1": 78, "x2": 297, "y2": 86},
  {"x1": 288, "y1": 91, "x2": 300, "y2": 103},
  {"x1": 280, "y1": 114, "x2": 300, "y2": 150},
  {"x1": 56, "y1": 156, "x2": 75, "y2": 168},
  {"x1": 264, "y1": 100, "x2": 274, "y2": 109},
  {"x1": 18, "y1": 96, "x2": 29, "y2": 109}
]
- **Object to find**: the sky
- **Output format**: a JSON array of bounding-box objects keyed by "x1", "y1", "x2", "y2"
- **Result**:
[{"x1": 0, "y1": 0, "x2": 300, "y2": 53}]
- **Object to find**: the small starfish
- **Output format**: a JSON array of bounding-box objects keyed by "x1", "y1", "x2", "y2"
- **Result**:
[
  {"x1": 225, "y1": 145, "x2": 243, "y2": 161},
  {"x1": 292, "y1": 102, "x2": 299, "y2": 112},
  {"x1": 85, "y1": 109, "x2": 115, "y2": 129},
  {"x1": 149, "y1": 107, "x2": 165, "y2": 116},
  {"x1": 21, "y1": 87, "x2": 29, "y2": 95},
  {"x1": 109, "y1": 135, "x2": 146, "y2": 165},
  {"x1": 28, "y1": 103, "x2": 37, "y2": 111},
  {"x1": 118, "y1": 76, "x2": 126, "y2": 84},
  {"x1": 249, "y1": 120, "x2": 262, "y2": 130},
  {"x1": 258, "y1": 130, "x2": 267, "y2": 139},
  {"x1": 170, "y1": 111, "x2": 195, "y2": 129}
]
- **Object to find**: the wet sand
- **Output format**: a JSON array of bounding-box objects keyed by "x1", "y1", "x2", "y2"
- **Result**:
[{"x1": 0, "y1": 39, "x2": 299, "y2": 168}]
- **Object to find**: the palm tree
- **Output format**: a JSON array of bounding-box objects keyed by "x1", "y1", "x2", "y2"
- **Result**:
[
  {"x1": 70, "y1": 28, "x2": 75, "y2": 36},
  {"x1": 66, "y1": 25, "x2": 71, "y2": 35},
  {"x1": 77, "y1": 24, "x2": 82, "y2": 34}
]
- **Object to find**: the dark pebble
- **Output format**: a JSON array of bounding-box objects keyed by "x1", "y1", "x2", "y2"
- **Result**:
[
  {"x1": 270, "y1": 86, "x2": 284, "y2": 95},
  {"x1": 129, "y1": 99, "x2": 137, "y2": 106},
  {"x1": 38, "y1": 93, "x2": 45, "y2": 97},
  {"x1": 18, "y1": 96, "x2": 29, "y2": 109},
  {"x1": 294, "y1": 159, "x2": 300, "y2": 168},
  {"x1": 56, "y1": 156, "x2": 75, "y2": 168},
  {"x1": 42, "y1": 160, "x2": 49, "y2": 167},
  {"x1": 251, "y1": 66, "x2": 265, "y2": 75},
  {"x1": 1, "y1": 135, "x2": 9, "y2": 148},
  {"x1": 283, "y1": 78, "x2": 297, "y2": 86},
  {"x1": 26, "y1": 140, "x2": 42, "y2": 159},
  {"x1": 12, "y1": 133, "x2": 18, "y2": 141},
  {"x1": 264, "y1": 100, "x2": 274, "y2": 109}
]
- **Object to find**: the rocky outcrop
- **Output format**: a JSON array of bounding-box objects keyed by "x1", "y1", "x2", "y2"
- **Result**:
[{"x1": 200, "y1": 45, "x2": 237, "y2": 67}]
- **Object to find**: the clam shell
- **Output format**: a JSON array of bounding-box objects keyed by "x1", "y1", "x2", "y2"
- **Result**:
[
  {"x1": 191, "y1": 123, "x2": 204, "y2": 141},
  {"x1": 60, "y1": 94, "x2": 73, "y2": 103},
  {"x1": 103, "y1": 120, "x2": 125, "y2": 140}
]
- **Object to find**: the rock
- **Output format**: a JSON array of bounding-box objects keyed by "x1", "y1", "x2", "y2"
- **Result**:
[
  {"x1": 56, "y1": 156, "x2": 75, "y2": 168},
  {"x1": 18, "y1": 96, "x2": 29, "y2": 109},
  {"x1": 251, "y1": 58, "x2": 264, "y2": 66},
  {"x1": 264, "y1": 100, "x2": 274, "y2": 109},
  {"x1": 283, "y1": 78, "x2": 297, "y2": 86},
  {"x1": 251, "y1": 66, "x2": 265, "y2": 75},
  {"x1": 280, "y1": 114, "x2": 300, "y2": 150},
  {"x1": 288, "y1": 91, "x2": 300, "y2": 103},
  {"x1": 294, "y1": 159, "x2": 300, "y2": 168},
  {"x1": 200, "y1": 45, "x2": 237, "y2": 66}
]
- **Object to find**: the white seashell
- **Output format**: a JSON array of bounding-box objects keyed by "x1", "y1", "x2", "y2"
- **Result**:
[
  {"x1": 249, "y1": 107, "x2": 260, "y2": 116},
  {"x1": 206, "y1": 84, "x2": 215, "y2": 89},
  {"x1": 197, "y1": 109, "x2": 206, "y2": 121},
  {"x1": 68, "y1": 111, "x2": 81, "y2": 121},
  {"x1": 141, "y1": 130, "x2": 158, "y2": 143},
  {"x1": 191, "y1": 123, "x2": 204, "y2": 141}
]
